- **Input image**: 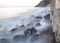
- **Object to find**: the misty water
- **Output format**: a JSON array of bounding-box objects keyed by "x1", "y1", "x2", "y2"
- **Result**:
[{"x1": 0, "y1": 7, "x2": 52, "y2": 43}]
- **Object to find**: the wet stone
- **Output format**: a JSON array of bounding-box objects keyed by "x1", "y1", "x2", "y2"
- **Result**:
[
  {"x1": 11, "y1": 28, "x2": 16, "y2": 32},
  {"x1": 31, "y1": 34, "x2": 40, "y2": 41},
  {"x1": 24, "y1": 27, "x2": 37, "y2": 37},
  {"x1": 44, "y1": 14, "x2": 50, "y2": 19},
  {"x1": 35, "y1": 22, "x2": 41, "y2": 26},
  {"x1": 13, "y1": 35, "x2": 26, "y2": 41},
  {"x1": 0, "y1": 38, "x2": 10, "y2": 43},
  {"x1": 20, "y1": 25, "x2": 25, "y2": 27},
  {"x1": 10, "y1": 28, "x2": 18, "y2": 34},
  {"x1": 0, "y1": 8, "x2": 51, "y2": 43},
  {"x1": 35, "y1": 16, "x2": 42, "y2": 19}
]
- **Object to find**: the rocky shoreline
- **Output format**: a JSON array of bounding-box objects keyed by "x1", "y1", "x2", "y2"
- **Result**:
[{"x1": 0, "y1": 8, "x2": 53, "y2": 43}]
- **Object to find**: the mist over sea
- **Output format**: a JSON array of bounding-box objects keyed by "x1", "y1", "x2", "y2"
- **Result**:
[{"x1": 0, "y1": 7, "x2": 52, "y2": 43}]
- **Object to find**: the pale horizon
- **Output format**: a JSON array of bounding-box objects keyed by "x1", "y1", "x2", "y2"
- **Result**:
[{"x1": 0, "y1": 0, "x2": 42, "y2": 19}]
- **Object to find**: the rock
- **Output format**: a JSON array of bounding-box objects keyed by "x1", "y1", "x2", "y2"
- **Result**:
[
  {"x1": 0, "y1": 38, "x2": 10, "y2": 43},
  {"x1": 0, "y1": 7, "x2": 51, "y2": 43},
  {"x1": 10, "y1": 27, "x2": 18, "y2": 34},
  {"x1": 13, "y1": 35, "x2": 26, "y2": 41},
  {"x1": 31, "y1": 34, "x2": 39, "y2": 41},
  {"x1": 44, "y1": 14, "x2": 50, "y2": 19},
  {"x1": 10, "y1": 28, "x2": 16, "y2": 32},
  {"x1": 35, "y1": 16, "x2": 42, "y2": 19},
  {"x1": 24, "y1": 27, "x2": 37, "y2": 37},
  {"x1": 35, "y1": 0, "x2": 51, "y2": 7},
  {"x1": 20, "y1": 25, "x2": 25, "y2": 27},
  {"x1": 35, "y1": 22, "x2": 41, "y2": 27},
  {"x1": 13, "y1": 35, "x2": 26, "y2": 43}
]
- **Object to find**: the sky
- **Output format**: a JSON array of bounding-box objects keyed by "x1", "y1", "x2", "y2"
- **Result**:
[
  {"x1": 0, "y1": 0, "x2": 42, "y2": 19},
  {"x1": 0, "y1": 0, "x2": 42, "y2": 7},
  {"x1": 0, "y1": 7, "x2": 37, "y2": 19}
]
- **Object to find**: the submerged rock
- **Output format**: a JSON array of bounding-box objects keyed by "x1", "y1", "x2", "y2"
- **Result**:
[
  {"x1": 0, "y1": 38, "x2": 10, "y2": 43},
  {"x1": 13, "y1": 35, "x2": 26, "y2": 41},
  {"x1": 35, "y1": 16, "x2": 42, "y2": 19},
  {"x1": 10, "y1": 28, "x2": 17, "y2": 32},
  {"x1": 20, "y1": 25, "x2": 25, "y2": 28},
  {"x1": 24, "y1": 27, "x2": 37, "y2": 37},
  {"x1": 0, "y1": 8, "x2": 52, "y2": 43},
  {"x1": 44, "y1": 14, "x2": 50, "y2": 19},
  {"x1": 31, "y1": 34, "x2": 39, "y2": 41},
  {"x1": 34, "y1": 22, "x2": 41, "y2": 27}
]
